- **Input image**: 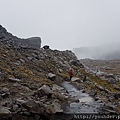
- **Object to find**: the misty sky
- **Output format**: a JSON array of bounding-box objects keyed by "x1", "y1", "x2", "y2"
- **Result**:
[{"x1": 0, "y1": 0, "x2": 120, "y2": 50}]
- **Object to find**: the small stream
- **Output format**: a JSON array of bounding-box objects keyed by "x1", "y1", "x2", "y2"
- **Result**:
[{"x1": 61, "y1": 81, "x2": 103, "y2": 114}]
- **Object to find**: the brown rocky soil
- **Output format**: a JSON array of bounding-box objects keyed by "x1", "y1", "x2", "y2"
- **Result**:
[
  {"x1": 80, "y1": 59, "x2": 120, "y2": 113},
  {"x1": 0, "y1": 25, "x2": 120, "y2": 119}
]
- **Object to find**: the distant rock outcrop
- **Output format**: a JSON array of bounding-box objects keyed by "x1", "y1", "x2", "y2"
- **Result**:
[
  {"x1": 0, "y1": 25, "x2": 41, "y2": 49},
  {"x1": 73, "y1": 43, "x2": 120, "y2": 60},
  {"x1": 20, "y1": 37, "x2": 41, "y2": 49}
]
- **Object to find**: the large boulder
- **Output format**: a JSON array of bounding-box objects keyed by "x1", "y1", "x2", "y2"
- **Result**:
[
  {"x1": 0, "y1": 87, "x2": 10, "y2": 98},
  {"x1": 46, "y1": 102, "x2": 63, "y2": 114},
  {"x1": 0, "y1": 106, "x2": 11, "y2": 114},
  {"x1": 22, "y1": 100, "x2": 44, "y2": 114},
  {"x1": 43, "y1": 45, "x2": 49, "y2": 49},
  {"x1": 52, "y1": 84, "x2": 65, "y2": 92},
  {"x1": 38, "y1": 85, "x2": 52, "y2": 97},
  {"x1": 71, "y1": 77, "x2": 80, "y2": 82},
  {"x1": 48, "y1": 73, "x2": 56, "y2": 81}
]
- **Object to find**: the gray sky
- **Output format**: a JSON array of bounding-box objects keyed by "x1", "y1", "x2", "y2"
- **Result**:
[{"x1": 0, "y1": 0, "x2": 120, "y2": 50}]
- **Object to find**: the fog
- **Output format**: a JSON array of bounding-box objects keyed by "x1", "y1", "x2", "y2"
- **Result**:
[
  {"x1": 0, "y1": 0, "x2": 120, "y2": 50},
  {"x1": 73, "y1": 42, "x2": 120, "y2": 60}
]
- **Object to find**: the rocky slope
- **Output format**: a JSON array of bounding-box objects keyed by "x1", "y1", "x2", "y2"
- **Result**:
[
  {"x1": 80, "y1": 59, "x2": 120, "y2": 112},
  {"x1": 0, "y1": 25, "x2": 41, "y2": 49},
  {"x1": 0, "y1": 25, "x2": 83, "y2": 119},
  {"x1": 0, "y1": 25, "x2": 120, "y2": 119}
]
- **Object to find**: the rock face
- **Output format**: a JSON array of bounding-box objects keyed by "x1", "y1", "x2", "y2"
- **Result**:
[
  {"x1": 38, "y1": 85, "x2": 52, "y2": 97},
  {"x1": 0, "y1": 25, "x2": 41, "y2": 49},
  {"x1": 20, "y1": 37, "x2": 41, "y2": 49}
]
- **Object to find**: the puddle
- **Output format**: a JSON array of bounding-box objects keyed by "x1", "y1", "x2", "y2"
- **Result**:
[
  {"x1": 61, "y1": 81, "x2": 102, "y2": 113},
  {"x1": 79, "y1": 97, "x2": 93, "y2": 103}
]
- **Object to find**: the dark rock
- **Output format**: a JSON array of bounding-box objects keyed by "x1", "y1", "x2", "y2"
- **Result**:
[
  {"x1": 94, "y1": 97, "x2": 100, "y2": 101},
  {"x1": 58, "y1": 69, "x2": 63, "y2": 73},
  {"x1": 0, "y1": 87, "x2": 10, "y2": 98},
  {"x1": 23, "y1": 111, "x2": 31, "y2": 116},
  {"x1": 22, "y1": 100, "x2": 44, "y2": 114},
  {"x1": 43, "y1": 45, "x2": 49, "y2": 49},
  {"x1": 34, "y1": 114, "x2": 40, "y2": 120},
  {"x1": 1, "y1": 87, "x2": 9, "y2": 93},
  {"x1": 114, "y1": 93, "x2": 120, "y2": 99},
  {"x1": 12, "y1": 104, "x2": 19, "y2": 112},
  {"x1": 69, "y1": 60, "x2": 84, "y2": 68}
]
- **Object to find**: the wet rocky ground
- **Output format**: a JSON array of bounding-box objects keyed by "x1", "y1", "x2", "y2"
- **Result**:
[
  {"x1": 0, "y1": 25, "x2": 120, "y2": 119},
  {"x1": 80, "y1": 59, "x2": 120, "y2": 113},
  {"x1": 61, "y1": 81, "x2": 103, "y2": 113}
]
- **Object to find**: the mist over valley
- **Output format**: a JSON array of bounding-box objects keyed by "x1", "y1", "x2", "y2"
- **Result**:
[{"x1": 73, "y1": 42, "x2": 120, "y2": 60}]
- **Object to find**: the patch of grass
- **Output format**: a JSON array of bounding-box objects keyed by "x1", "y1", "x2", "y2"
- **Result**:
[
  {"x1": 116, "y1": 106, "x2": 120, "y2": 114},
  {"x1": 58, "y1": 73, "x2": 69, "y2": 80},
  {"x1": 12, "y1": 65, "x2": 35, "y2": 79},
  {"x1": 76, "y1": 68, "x2": 119, "y2": 93},
  {"x1": 118, "y1": 83, "x2": 120, "y2": 87}
]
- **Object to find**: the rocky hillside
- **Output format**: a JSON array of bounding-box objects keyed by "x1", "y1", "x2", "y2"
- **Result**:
[
  {"x1": 0, "y1": 42, "x2": 80, "y2": 119},
  {"x1": 0, "y1": 25, "x2": 41, "y2": 49},
  {"x1": 80, "y1": 59, "x2": 120, "y2": 111},
  {"x1": 0, "y1": 25, "x2": 120, "y2": 119},
  {"x1": 0, "y1": 25, "x2": 83, "y2": 119}
]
